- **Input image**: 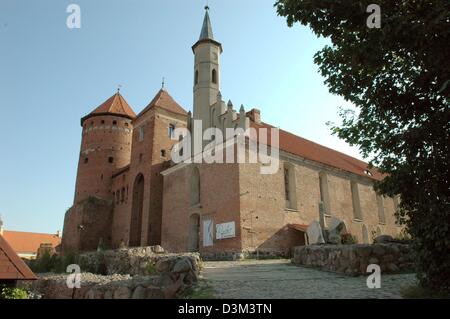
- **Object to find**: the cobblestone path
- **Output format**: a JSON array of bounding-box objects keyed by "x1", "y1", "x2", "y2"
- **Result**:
[{"x1": 201, "y1": 259, "x2": 417, "y2": 299}]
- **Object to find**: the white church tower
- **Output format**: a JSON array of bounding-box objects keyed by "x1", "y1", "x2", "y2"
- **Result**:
[{"x1": 192, "y1": 6, "x2": 223, "y2": 129}]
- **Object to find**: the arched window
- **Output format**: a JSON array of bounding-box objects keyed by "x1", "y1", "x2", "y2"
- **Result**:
[
  {"x1": 284, "y1": 163, "x2": 297, "y2": 210},
  {"x1": 376, "y1": 194, "x2": 386, "y2": 224},
  {"x1": 351, "y1": 181, "x2": 362, "y2": 220},
  {"x1": 168, "y1": 124, "x2": 175, "y2": 138},
  {"x1": 195, "y1": 70, "x2": 199, "y2": 85},
  {"x1": 190, "y1": 167, "x2": 200, "y2": 206},
  {"x1": 212, "y1": 69, "x2": 217, "y2": 84}
]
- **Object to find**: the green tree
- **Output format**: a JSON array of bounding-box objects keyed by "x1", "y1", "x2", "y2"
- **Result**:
[{"x1": 275, "y1": 0, "x2": 449, "y2": 293}]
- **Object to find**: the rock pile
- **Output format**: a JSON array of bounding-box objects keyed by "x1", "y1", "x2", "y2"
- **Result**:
[{"x1": 29, "y1": 247, "x2": 201, "y2": 299}]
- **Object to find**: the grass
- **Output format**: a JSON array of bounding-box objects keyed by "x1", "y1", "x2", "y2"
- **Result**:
[
  {"x1": 180, "y1": 280, "x2": 216, "y2": 299},
  {"x1": 401, "y1": 285, "x2": 450, "y2": 299}
]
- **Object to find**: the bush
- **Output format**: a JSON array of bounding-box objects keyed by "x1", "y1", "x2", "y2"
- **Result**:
[{"x1": 0, "y1": 286, "x2": 28, "y2": 299}]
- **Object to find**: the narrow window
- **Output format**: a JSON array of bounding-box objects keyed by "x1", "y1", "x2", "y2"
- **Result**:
[
  {"x1": 125, "y1": 122, "x2": 129, "y2": 127},
  {"x1": 108, "y1": 157, "x2": 114, "y2": 164},
  {"x1": 84, "y1": 158, "x2": 89, "y2": 164},
  {"x1": 284, "y1": 164, "x2": 297, "y2": 210},
  {"x1": 168, "y1": 124, "x2": 175, "y2": 138},
  {"x1": 116, "y1": 191, "x2": 120, "y2": 205},
  {"x1": 121, "y1": 188, "x2": 125, "y2": 203},
  {"x1": 139, "y1": 153, "x2": 143, "y2": 163},
  {"x1": 100, "y1": 174, "x2": 103, "y2": 181},
  {"x1": 212, "y1": 69, "x2": 217, "y2": 84},
  {"x1": 211, "y1": 108, "x2": 216, "y2": 127},
  {"x1": 351, "y1": 181, "x2": 362, "y2": 220},
  {"x1": 190, "y1": 167, "x2": 200, "y2": 206},
  {"x1": 112, "y1": 120, "x2": 117, "y2": 126},
  {"x1": 101, "y1": 120, "x2": 105, "y2": 125},
  {"x1": 284, "y1": 168, "x2": 290, "y2": 203},
  {"x1": 376, "y1": 194, "x2": 386, "y2": 224},
  {"x1": 161, "y1": 149, "x2": 166, "y2": 157},
  {"x1": 138, "y1": 126, "x2": 144, "y2": 142},
  {"x1": 195, "y1": 70, "x2": 199, "y2": 85}
]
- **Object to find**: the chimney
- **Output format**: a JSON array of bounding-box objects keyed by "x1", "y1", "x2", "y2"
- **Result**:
[{"x1": 247, "y1": 108, "x2": 261, "y2": 124}]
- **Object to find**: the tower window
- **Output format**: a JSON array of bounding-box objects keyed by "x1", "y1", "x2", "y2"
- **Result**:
[
  {"x1": 195, "y1": 70, "x2": 199, "y2": 85},
  {"x1": 161, "y1": 149, "x2": 166, "y2": 157},
  {"x1": 108, "y1": 157, "x2": 114, "y2": 164},
  {"x1": 212, "y1": 69, "x2": 217, "y2": 84},
  {"x1": 84, "y1": 158, "x2": 89, "y2": 164},
  {"x1": 125, "y1": 122, "x2": 129, "y2": 127},
  {"x1": 112, "y1": 120, "x2": 117, "y2": 126},
  {"x1": 101, "y1": 120, "x2": 105, "y2": 125},
  {"x1": 139, "y1": 153, "x2": 143, "y2": 163},
  {"x1": 168, "y1": 124, "x2": 175, "y2": 138}
]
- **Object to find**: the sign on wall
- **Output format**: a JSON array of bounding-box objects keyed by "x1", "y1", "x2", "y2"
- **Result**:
[
  {"x1": 203, "y1": 219, "x2": 213, "y2": 247},
  {"x1": 216, "y1": 221, "x2": 236, "y2": 240}
]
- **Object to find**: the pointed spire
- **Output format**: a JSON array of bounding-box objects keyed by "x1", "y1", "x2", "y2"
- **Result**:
[{"x1": 199, "y1": 6, "x2": 214, "y2": 40}]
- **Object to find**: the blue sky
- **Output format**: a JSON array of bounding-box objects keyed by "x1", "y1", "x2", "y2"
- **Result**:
[{"x1": 0, "y1": 0, "x2": 361, "y2": 234}]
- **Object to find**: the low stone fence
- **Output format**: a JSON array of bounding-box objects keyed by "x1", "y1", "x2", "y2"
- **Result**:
[
  {"x1": 25, "y1": 247, "x2": 201, "y2": 299},
  {"x1": 292, "y1": 244, "x2": 415, "y2": 276}
]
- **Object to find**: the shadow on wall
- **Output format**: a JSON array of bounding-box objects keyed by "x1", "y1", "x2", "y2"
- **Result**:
[{"x1": 253, "y1": 225, "x2": 306, "y2": 258}]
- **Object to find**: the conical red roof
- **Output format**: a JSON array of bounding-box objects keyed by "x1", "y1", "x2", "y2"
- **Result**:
[
  {"x1": 138, "y1": 89, "x2": 187, "y2": 118},
  {"x1": 82, "y1": 92, "x2": 136, "y2": 125}
]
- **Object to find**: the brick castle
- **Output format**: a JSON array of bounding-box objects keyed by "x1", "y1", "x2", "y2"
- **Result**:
[{"x1": 62, "y1": 8, "x2": 402, "y2": 257}]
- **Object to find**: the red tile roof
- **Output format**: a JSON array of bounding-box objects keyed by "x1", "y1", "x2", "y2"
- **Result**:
[
  {"x1": 0, "y1": 234, "x2": 37, "y2": 280},
  {"x1": 138, "y1": 89, "x2": 188, "y2": 118},
  {"x1": 82, "y1": 92, "x2": 136, "y2": 124},
  {"x1": 2, "y1": 231, "x2": 61, "y2": 255},
  {"x1": 249, "y1": 121, "x2": 384, "y2": 181}
]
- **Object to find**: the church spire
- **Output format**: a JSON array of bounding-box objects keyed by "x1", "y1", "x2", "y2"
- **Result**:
[{"x1": 199, "y1": 6, "x2": 214, "y2": 40}]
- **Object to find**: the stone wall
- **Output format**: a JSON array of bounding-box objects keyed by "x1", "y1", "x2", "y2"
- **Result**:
[
  {"x1": 77, "y1": 246, "x2": 200, "y2": 276},
  {"x1": 292, "y1": 244, "x2": 414, "y2": 276},
  {"x1": 26, "y1": 247, "x2": 201, "y2": 299}
]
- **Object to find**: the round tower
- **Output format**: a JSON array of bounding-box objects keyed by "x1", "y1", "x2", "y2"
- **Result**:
[{"x1": 73, "y1": 91, "x2": 136, "y2": 204}]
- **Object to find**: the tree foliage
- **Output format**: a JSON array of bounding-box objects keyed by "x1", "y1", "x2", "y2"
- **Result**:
[{"x1": 275, "y1": 0, "x2": 450, "y2": 292}]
